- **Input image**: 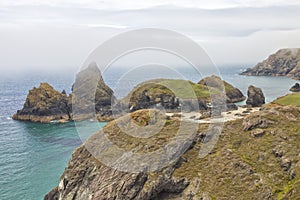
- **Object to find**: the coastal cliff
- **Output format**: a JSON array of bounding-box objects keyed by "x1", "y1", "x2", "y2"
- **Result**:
[
  {"x1": 45, "y1": 106, "x2": 300, "y2": 199},
  {"x1": 241, "y1": 48, "x2": 300, "y2": 79}
]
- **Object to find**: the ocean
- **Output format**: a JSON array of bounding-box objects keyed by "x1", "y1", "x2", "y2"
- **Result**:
[{"x1": 0, "y1": 66, "x2": 297, "y2": 200}]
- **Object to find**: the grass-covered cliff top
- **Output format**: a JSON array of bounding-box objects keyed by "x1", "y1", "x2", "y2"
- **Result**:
[{"x1": 273, "y1": 93, "x2": 300, "y2": 106}]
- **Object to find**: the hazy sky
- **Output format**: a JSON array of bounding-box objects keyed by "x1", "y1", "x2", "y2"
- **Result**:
[{"x1": 1, "y1": 0, "x2": 300, "y2": 70}]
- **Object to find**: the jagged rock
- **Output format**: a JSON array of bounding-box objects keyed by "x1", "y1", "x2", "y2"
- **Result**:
[
  {"x1": 242, "y1": 111, "x2": 274, "y2": 131},
  {"x1": 241, "y1": 48, "x2": 300, "y2": 80},
  {"x1": 12, "y1": 83, "x2": 71, "y2": 123},
  {"x1": 246, "y1": 85, "x2": 265, "y2": 107},
  {"x1": 251, "y1": 128, "x2": 265, "y2": 137},
  {"x1": 290, "y1": 83, "x2": 300, "y2": 92},
  {"x1": 13, "y1": 62, "x2": 116, "y2": 123},
  {"x1": 71, "y1": 62, "x2": 116, "y2": 121},
  {"x1": 198, "y1": 75, "x2": 246, "y2": 103}
]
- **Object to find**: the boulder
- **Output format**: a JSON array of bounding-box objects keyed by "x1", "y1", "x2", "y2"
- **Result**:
[
  {"x1": 12, "y1": 83, "x2": 71, "y2": 123},
  {"x1": 290, "y1": 83, "x2": 300, "y2": 92},
  {"x1": 246, "y1": 85, "x2": 265, "y2": 107}
]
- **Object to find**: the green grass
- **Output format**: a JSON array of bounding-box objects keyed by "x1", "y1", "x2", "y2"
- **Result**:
[
  {"x1": 129, "y1": 79, "x2": 219, "y2": 100},
  {"x1": 274, "y1": 93, "x2": 300, "y2": 106}
]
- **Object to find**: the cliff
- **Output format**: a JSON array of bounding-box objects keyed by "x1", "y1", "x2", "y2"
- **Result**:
[
  {"x1": 46, "y1": 106, "x2": 300, "y2": 199},
  {"x1": 12, "y1": 83, "x2": 71, "y2": 123},
  {"x1": 241, "y1": 48, "x2": 300, "y2": 79}
]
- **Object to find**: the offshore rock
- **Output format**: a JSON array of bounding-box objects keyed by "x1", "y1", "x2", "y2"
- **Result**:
[
  {"x1": 12, "y1": 83, "x2": 71, "y2": 123},
  {"x1": 246, "y1": 85, "x2": 265, "y2": 107}
]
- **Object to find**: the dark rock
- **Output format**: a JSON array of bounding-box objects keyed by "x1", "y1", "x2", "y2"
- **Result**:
[
  {"x1": 290, "y1": 83, "x2": 300, "y2": 92},
  {"x1": 241, "y1": 48, "x2": 300, "y2": 80},
  {"x1": 246, "y1": 85, "x2": 265, "y2": 107}
]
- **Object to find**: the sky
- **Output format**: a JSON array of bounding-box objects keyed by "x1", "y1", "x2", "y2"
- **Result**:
[{"x1": 1, "y1": 0, "x2": 300, "y2": 70}]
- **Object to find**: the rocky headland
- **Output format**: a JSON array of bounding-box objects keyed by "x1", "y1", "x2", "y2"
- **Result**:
[
  {"x1": 241, "y1": 48, "x2": 300, "y2": 80},
  {"x1": 45, "y1": 104, "x2": 300, "y2": 199}
]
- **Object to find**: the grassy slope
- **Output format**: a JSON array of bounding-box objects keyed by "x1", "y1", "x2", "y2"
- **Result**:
[
  {"x1": 274, "y1": 93, "x2": 300, "y2": 106},
  {"x1": 173, "y1": 108, "x2": 300, "y2": 199}
]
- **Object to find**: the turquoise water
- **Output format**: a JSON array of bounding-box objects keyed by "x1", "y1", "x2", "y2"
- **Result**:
[
  {"x1": 0, "y1": 70, "x2": 106, "y2": 200},
  {"x1": 0, "y1": 67, "x2": 298, "y2": 200}
]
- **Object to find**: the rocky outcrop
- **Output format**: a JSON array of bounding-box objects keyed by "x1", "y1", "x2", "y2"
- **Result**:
[
  {"x1": 246, "y1": 85, "x2": 265, "y2": 107},
  {"x1": 198, "y1": 75, "x2": 246, "y2": 103},
  {"x1": 12, "y1": 83, "x2": 71, "y2": 123},
  {"x1": 290, "y1": 83, "x2": 300, "y2": 92},
  {"x1": 45, "y1": 106, "x2": 300, "y2": 199},
  {"x1": 71, "y1": 62, "x2": 116, "y2": 121},
  {"x1": 123, "y1": 79, "x2": 209, "y2": 112},
  {"x1": 241, "y1": 48, "x2": 300, "y2": 79}
]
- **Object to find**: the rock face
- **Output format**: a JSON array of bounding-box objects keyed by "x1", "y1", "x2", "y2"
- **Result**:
[
  {"x1": 198, "y1": 75, "x2": 246, "y2": 103},
  {"x1": 45, "y1": 106, "x2": 300, "y2": 199},
  {"x1": 246, "y1": 85, "x2": 265, "y2": 107},
  {"x1": 241, "y1": 48, "x2": 300, "y2": 79},
  {"x1": 72, "y1": 62, "x2": 116, "y2": 121},
  {"x1": 12, "y1": 83, "x2": 71, "y2": 123},
  {"x1": 290, "y1": 83, "x2": 300, "y2": 92}
]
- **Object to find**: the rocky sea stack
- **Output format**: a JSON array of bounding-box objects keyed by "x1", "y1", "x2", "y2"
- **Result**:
[
  {"x1": 45, "y1": 106, "x2": 300, "y2": 199},
  {"x1": 241, "y1": 48, "x2": 300, "y2": 80},
  {"x1": 12, "y1": 83, "x2": 71, "y2": 123},
  {"x1": 246, "y1": 85, "x2": 265, "y2": 107},
  {"x1": 71, "y1": 62, "x2": 116, "y2": 121},
  {"x1": 13, "y1": 62, "x2": 116, "y2": 123}
]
